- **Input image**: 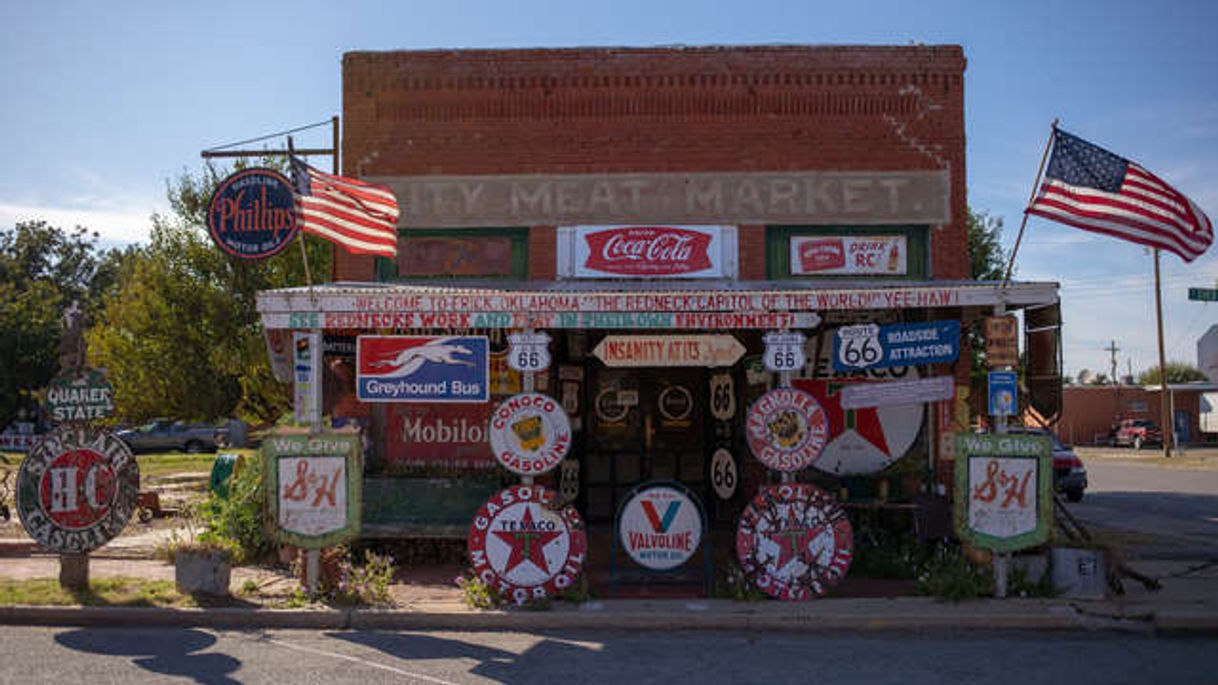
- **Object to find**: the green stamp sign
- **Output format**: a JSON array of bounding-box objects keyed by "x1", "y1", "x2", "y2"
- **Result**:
[
  {"x1": 954, "y1": 432, "x2": 1052, "y2": 553},
  {"x1": 264, "y1": 431, "x2": 362, "y2": 549},
  {"x1": 46, "y1": 368, "x2": 115, "y2": 422}
]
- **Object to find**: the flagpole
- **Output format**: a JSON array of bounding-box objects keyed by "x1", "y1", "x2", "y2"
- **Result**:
[
  {"x1": 1002, "y1": 119, "x2": 1059, "y2": 288},
  {"x1": 287, "y1": 136, "x2": 314, "y2": 290},
  {"x1": 1153, "y1": 248, "x2": 1175, "y2": 457}
]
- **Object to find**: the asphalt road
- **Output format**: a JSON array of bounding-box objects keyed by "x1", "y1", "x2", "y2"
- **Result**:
[
  {"x1": 1070, "y1": 456, "x2": 1218, "y2": 558},
  {"x1": 0, "y1": 626, "x2": 1216, "y2": 685}
]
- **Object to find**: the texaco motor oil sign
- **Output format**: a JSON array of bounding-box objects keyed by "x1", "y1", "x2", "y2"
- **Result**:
[
  {"x1": 745, "y1": 387, "x2": 829, "y2": 472},
  {"x1": 468, "y1": 485, "x2": 587, "y2": 605},
  {"x1": 16, "y1": 426, "x2": 139, "y2": 554},
  {"x1": 618, "y1": 484, "x2": 704, "y2": 570},
  {"x1": 736, "y1": 484, "x2": 853, "y2": 601},
  {"x1": 489, "y1": 393, "x2": 572, "y2": 475}
]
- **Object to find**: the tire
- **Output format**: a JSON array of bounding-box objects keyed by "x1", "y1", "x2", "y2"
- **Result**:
[
  {"x1": 184, "y1": 440, "x2": 204, "y2": 454},
  {"x1": 1133, "y1": 436, "x2": 1143, "y2": 450},
  {"x1": 1066, "y1": 488, "x2": 1084, "y2": 503}
]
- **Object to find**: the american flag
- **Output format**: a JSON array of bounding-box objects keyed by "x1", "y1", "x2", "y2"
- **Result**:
[
  {"x1": 291, "y1": 159, "x2": 400, "y2": 257},
  {"x1": 1026, "y1": 128, "x2": 1212, "y2": 262}
]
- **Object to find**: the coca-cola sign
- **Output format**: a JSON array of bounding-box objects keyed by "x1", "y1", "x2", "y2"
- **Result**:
[{"x1": 561, "y1": 226, "x2": 732, "y2": 278}]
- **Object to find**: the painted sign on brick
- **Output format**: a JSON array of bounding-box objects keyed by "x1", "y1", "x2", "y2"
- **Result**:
[
  {"x1": 357, "y1": 335, "x2": 489, "y2": 402},
  {"x1": 385, "y1": 403, "x2": 495, "y2": 469}
]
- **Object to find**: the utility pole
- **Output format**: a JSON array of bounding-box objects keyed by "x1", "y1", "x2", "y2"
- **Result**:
[{"x1": 1104, "y1": 340, "x2": 1120, "y2": 385}]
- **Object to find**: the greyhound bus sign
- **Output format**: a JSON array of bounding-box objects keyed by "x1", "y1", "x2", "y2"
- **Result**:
[{"x1": 356, "y1": 335, "x2": 489, "y2": 402}]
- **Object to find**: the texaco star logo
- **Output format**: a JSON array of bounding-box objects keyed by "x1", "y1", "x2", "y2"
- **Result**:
[
  {"x1": 468, "y1": 485, "x2": 586, "y2": 605},
  {"x1": 736, "y1": 484, "x2": 853, "y2": 601}
]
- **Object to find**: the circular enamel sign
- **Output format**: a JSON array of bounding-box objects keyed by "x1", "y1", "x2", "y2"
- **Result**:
[
  {"x1": 736, "y1": 484, "x2": 853, "y2": 601},
  {"x1": 17, "y1": 427, "x2": 139, "y2": 554},
  {"x1": 617, "y1": 484, "x2": 704, "y2": 570},
  {"x1": 710, "y1": 448, "x2": 737, "y2": 500},
  {"x1": 745, "y1": 387, "x2": 829, "y2": 472},
  {"x1": 489, "y1": 393, "x2": 572, "y2": 475},
  {"x1": 468, "y1": 485, "x2": 587, "y2": 605},
  {"x1": 206, "y1": 168, "x2": 299, "y2": 259}
]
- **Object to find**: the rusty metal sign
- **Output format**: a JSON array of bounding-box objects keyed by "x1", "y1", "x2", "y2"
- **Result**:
[
  {"x1": 264, "y1": 431, "x2": 362, "y2": 549},
  {"x1": 736, "y1": 484, "x2": 853, "y2": 601},
  {"x1": 468, "y1": 485, "x2": 587, "y2": 605},
  {"x1": 745, "y1": 387, "x2": 830, "y2": 472},
  {"x1": 16, "y1": 426, "x2": 139, "y2": 554},
  {"x1": 955, "y1": 433, "x2": 1052, "y2": 553},
  {"x1": 985, "y1": 315, "x2": 1019, "y2": 368},
  {"x1": 489, "y1": 393, "x2": 572, "y2": 476},
  {"x1": 45, "y1": 368, "x2": 115, "y2": 423},
  {"x1": 592, "y1": 334, "x2": 746, "y2": 367}
]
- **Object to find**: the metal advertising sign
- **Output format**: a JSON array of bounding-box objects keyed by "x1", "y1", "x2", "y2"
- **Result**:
[
  {"x1": 745, "y1": 387, "x2": 830, "y2": 472},
  {"x1": 264, "y1": 431, "x2": 362, "y2": 549},
  {"x1": 709, "y1": 372, "x2": 736, "y2": 421},
  {"x1": 384, "y1": 403, "x2": 495, "y2": 469},
  {"x1": 16, "y1": 426, "x2": 139, "y2": 554},
  {"x1": 561, "y1": 225, "x2": 732, "y2": 279},
  {"x1": 617, "y1": 483, "x2": 705, "y2": 571},
  {"x1": 206, "y1": 168, "x2": 299, "y2": 259},
  {"x1": 357, "y1": 335, "x2": 489, "y2": 403},
  {"x1": 592, "y1": 334, "x2": 746, "y2": 367},
  {"x1": 710, "y1": 448, "x2": 737, "y2": 500},
  {"x1": 839, "y1": 375, "x2": 955, "y2": 409},
  {"x1": 955, "y1": 433, "x2": 1052, "y2": 552},
  {"x1": 762, "y1": 331, "x2": 807, "y2": 373},
  {"x1": 507, "y1": 332, "x2": 552, "y2": 373},
  {"x1": 988, "y1": 370, "x2": 1018, "y2": 417},
  {"x1": 794, "y1": 375, "x2": 925, "y2": 475},
  {"x1": 45, "y1": 367, "x2": 115, "y2": 422},
  {"x1": 790, "y1": 235, "x2": 907, "y2": 276},
  {"x1": 489, "y1": 393, "x2": 572, "y2": 476},
  {"x1": 984, "y1": 315, "x2": 1019, "y2": 368},
  {"x1": 468, "y1": 484, "x2": 587, "y2": 605},
  {"x1": 658, "y1": 385, "x2": 693, "y2": 426},
  {"x1": 736, "y1": 484, "x2": 853, "y2": 601},
  {"x1": 832, "y1": 320, "x2": 961, "y2": 372},
  {"x1": 293, "y1": 331, "x2": 322, "y2": 425}
]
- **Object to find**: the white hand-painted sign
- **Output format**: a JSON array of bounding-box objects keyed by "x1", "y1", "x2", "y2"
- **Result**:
[
  {"x1": 840, "y1": 375, "x2": 955, "y2": 409},
  {"x1": 593, "y1": 335, "x2": 745, "y2": 367}
]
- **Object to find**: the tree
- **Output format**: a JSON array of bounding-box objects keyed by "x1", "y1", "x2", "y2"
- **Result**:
[
  {"x1": 1136, "y1": 362, "x2": 1209, "y2": 385},
  {"x1": 0, "y1": 221, "x2": 124, "y2": 425},
  {"x1": 967, "y1": 209, "x2": 1009, "y2": 282},
  {"x1": 88, "y1": 163, "x2": 331, "y2": 423}
]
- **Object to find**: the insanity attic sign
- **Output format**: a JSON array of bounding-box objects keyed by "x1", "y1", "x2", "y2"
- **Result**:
[{"x1": 378, "y1": 170, "x2": 950, "y2": 227}]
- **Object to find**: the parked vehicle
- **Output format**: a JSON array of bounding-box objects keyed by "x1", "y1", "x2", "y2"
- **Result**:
[
  {"x1": 1109, "y1": 418, "x2": 1163, "y2": 450},
  {"x1": 1006, "y1": 426, "x2": 1088, "y2": 502},
  {"x1": 115, "y1": 418, "x2": 226, "y2": 454}
]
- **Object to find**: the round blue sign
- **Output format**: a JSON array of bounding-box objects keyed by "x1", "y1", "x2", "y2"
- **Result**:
[{"x1": 207, "y1": 168, "x2": 299, "y2": 259}]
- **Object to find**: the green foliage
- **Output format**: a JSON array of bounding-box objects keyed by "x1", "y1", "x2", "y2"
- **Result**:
[
  {"x1": 714, "y1": 562, "x2": 767, "y2": 602},
  {"x1": 326, "y1": 546, "x2": 396, "y2": 606},
  {"x1": 917, "y1": 545, "x2": 994, "y2": 601},
  {"x1": 851, "y1": 526, "x2": 932, "y2": 580},
  {"x1": 967, "y1": 209, "x2": 1009, "y2": 281},
  {"x1": 1137, "y1": 362, "x2": 1209, "y2": 385},
  {"x1": 557, "y1": 574, "x2": 594, "y2": 605},
  {"x1": 87, "y1": 162, "x2": 331, "y2": 424},
  {"x1": 198, "y1": 451, "x2": 271, "y2": 564},
  {"x1": 456, "y1": 573, "x2": 504, "y2": 609},
  {"x1": 1008, "y1": 565, "x2": 1056, "y2": 599}
]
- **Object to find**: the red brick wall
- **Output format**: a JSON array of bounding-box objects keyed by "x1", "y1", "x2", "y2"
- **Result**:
[
  {"x1": 337, "y1": 46, "x2": 967, "y2": 282},
  {"x1": 1058, "y1": 386, "x2": 1216, "y2": 446}
]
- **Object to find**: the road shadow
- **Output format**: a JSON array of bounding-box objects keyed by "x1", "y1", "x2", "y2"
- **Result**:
[
  {"x1": 54, "y1": 628, "x2": 241, "y2": 685},
  {"x1": 1067, "y1": 491, "x2": 1218, "y2": 557}
]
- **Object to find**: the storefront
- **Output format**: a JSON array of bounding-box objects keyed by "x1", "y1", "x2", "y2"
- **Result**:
[{"x1": 256, "y1": 45, "x2": 1061, "y2": 596}]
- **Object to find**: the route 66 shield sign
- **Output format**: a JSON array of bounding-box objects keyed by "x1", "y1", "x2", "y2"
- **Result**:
[
  {"x1": 763, "y1": 331, "x2": 806, "y2": 373},
  {"x1": 508, "y1": 332, "x2": 552, "y2": 373}
]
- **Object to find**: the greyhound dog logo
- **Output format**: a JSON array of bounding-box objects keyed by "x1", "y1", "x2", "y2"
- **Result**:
[{"x1": 370, "y1": 339, "x2": 476, "y2": 378}]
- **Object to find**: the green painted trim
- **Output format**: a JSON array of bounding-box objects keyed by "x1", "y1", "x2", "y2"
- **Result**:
[
  {"x1": 263, "y1": 431, "x2": 363, "y2": 550},
  {"x1": 375, "y1": 227, "x2": 530, "y2": 281},
  {"x1": 764, "y1": 225, "x2": 929, "y2": 280},
  {"x1": 953, "y1": 433, "x2": 1053, "y2": 553}
]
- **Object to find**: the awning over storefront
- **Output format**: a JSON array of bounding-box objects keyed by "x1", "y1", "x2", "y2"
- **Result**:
[{"x1": 256, "y1": 279, "x2": 1059, "y2": 331}]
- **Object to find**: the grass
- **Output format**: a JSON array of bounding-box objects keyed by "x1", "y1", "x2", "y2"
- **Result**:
[
  {"x1": 135, "y1": 452, "x2": 220, "y2": 479},
  {"x1": 0, "y1": 577, "x2": 196, "y2": 608}
]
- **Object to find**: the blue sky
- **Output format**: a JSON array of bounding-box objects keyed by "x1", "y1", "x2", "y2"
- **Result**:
[{"x1": 2, "y1": 0, "x2": 1215, "y2": 380}]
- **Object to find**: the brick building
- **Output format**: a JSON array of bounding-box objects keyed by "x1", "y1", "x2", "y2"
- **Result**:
[{"x1": 257, "y1": 46, "x2": 1060, "y2": 594}]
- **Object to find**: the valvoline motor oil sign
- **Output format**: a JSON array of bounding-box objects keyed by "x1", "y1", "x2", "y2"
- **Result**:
[{"x1": 357, "y1": 336, "x2": 489, "y2": 403}]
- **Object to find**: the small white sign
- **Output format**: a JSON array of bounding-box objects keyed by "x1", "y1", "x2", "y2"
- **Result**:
[
  {"x1": 967, "y1": 456, "x2": 1038, "y2": 539},
  {"x1": 835, "y1": 324, "x2": 882, "y2": 370},
  {"x1": 710, "y1": 448, "x2": 737, "y2": 500},
  {"x1": 762, "y1": 331, "x2": 807, "y2": 373},
  {"x1": 840, "y1": 376, "x2": 955, "y2": 409},
  {"x1": 293, "y1": 331, "x2": 322, "y2": 426},
  {"x1": 278, "y1": 456, "x2": 347, "y2": 536},
  {"x1": 507, "y1": 332, "x2": 552, "y2": 372}
]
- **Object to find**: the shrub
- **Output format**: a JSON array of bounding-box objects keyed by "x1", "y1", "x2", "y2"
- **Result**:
[
  {"x1": 456, "y1": 573, "x2": 503, "y2": 609},
  {"x1": 199, "y1": 451, "x2": 271, "y2": 564},
  {"x1": 917, "y1": 544, "x2": 994, "y2": 601}
]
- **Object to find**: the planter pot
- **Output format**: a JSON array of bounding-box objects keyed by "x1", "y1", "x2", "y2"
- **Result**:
[
  {"x1": 1050, "y1": 547, "x2": 1107, "y2": 599},
  {"x1": 175, "y1": 548, "x2": 232, "y2": 596}
]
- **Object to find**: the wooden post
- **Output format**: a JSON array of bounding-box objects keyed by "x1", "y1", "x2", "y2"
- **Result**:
[
  {"x1": 59, "y1": 553, "x2": 89, "y2": 591},
  {"x1": 1154, "y1": 250, "x2": 1175, "y2": 457}
]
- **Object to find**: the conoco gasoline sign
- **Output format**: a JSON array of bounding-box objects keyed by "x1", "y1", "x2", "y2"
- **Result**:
[
  {"x1": 16, "y1": 427, "x2": 139, "y2": 554},
  {"x1": 745, "y1": 387, "x2": 829, "y2": 472},
  {"x1": 618, "y1": 484, "x2": 704, "y2": 570},
  {"x1": 468, "y1": 485, "x2": 587, "y2": 605},
  {"x1": 736, "y1": 484, "x2": 853, "y2": 601},
  {"x1": 489, "y1": 393, "x2": 572, "y2": 475}
]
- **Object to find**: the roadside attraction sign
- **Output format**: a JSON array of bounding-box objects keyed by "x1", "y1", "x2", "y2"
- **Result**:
[
  {"x1": 745, "y1": 387, "x2": 830, "y2": 472},
  {"x1": 617, "y1": 483, "x2": 705, "y2": 571},
  {"x1": 736, "y1": 483, "x2": 853, "y2": 601},
  {"x1": 45, "y1": 367, "x2": 115, "y2": 422},
  {"x1": 468, "y1": 484, "x2": 587, "y2": 605},
  {"x1": 16, "y1": 426, "x2": 139, "y2": 554},
  {"x1": 592, "y1": 334, "x2": 746, "y2": 367},
  {"x1": 264, "y1": 431, "x2": 362, "y2": 549},
  {"x1": 832, "y1": 320, "x2": 961, "y2": 372},
  {"x1": 206, "y1": 168, "x2": 299, "y2": 259},
  {"x1": 955, "y1": 432, "x2": 1052, "y2": 553},
  {"x1": 489, "y1": 393, "x2": 572, "y2": 476}
]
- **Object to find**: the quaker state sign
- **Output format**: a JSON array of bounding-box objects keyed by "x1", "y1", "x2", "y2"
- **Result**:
[
  {"x1": 489, "y1": 393, "x2": 572, "y2": 475},
  {"x1": 745, "y1": 387, "x2": 829, "y2": 472},
  {"x1": 617, "y1": 483, "x2": 704, "y2": 571},
  {"x1": 45, "y1": 367, "x2": 115, "y2": 422},
  {"x1": 736, "y1": 484, "x2": 853, "y2": 601},
  {"x1": 16, "y1": 426, "x2": 139, "y2": 554},
  {"x1": 468, "y1": 485, "x2": 587, "y2": 605}
]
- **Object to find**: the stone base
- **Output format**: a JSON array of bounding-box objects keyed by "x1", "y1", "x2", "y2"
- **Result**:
[
  {"x1": 174, "y1": 550, "x2": 232, "y2": 596},
  {"x1": 59, "y1": 554, "x2": 89, "y2": 591}
]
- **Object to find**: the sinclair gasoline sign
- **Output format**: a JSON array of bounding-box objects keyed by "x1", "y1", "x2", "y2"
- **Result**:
[
  {"x1": 207, "y1": 168, "x2": 299, "y2": 259},
  {"x1": 468, "y1": 485, "x2": 587, "y2": 605},
  {"x1": 16, "y1": 426, "x2": 139, "y2": 554}
]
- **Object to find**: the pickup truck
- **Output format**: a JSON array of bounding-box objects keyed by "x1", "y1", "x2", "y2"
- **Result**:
[
  {"x1": 115, "y1": 418, "x2": 226, "y2": 454},
  {"x1": 1109, "y1": 418, "x2": 1163, "y2": 450}
]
